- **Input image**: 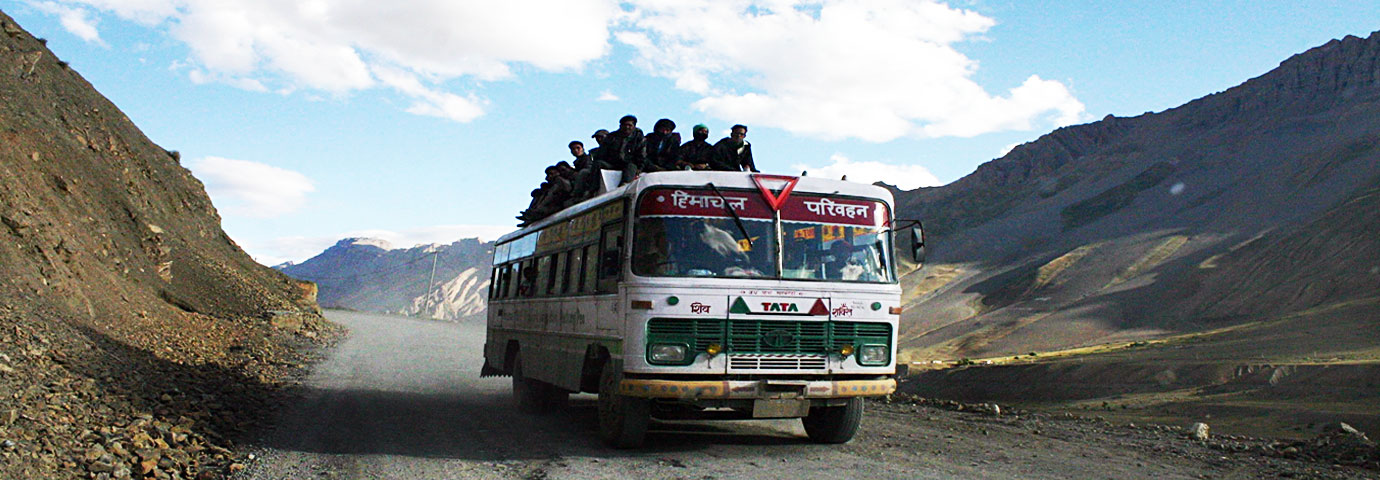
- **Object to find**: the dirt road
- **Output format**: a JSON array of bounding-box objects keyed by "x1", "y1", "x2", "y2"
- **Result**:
[{"x1": 235, "y1": 311, "x2": 1371, "y2": 479}]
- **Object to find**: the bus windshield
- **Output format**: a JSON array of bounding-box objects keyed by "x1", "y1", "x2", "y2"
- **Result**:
[
  {"x1": 632, "y1": 217, "x2": 776, "y2": 278},
  {"x1": 632, "y1": 187, "x2": 894, "y2": 283},
  {"x1": 781, "y1": 223, "x2": 892, "y2": 282}
]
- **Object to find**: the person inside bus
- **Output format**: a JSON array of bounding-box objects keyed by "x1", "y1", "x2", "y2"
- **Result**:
[
  {"x1": 823, "y1": 239, "x2": 867, "y2": 281},
  {"x1": 517, "y1": 261, "x2": 537, "y2": 297},
  {"x1": 710, "y1": 124, "x2": 758, "y2": 172},
  {"x1": 677, "y1": 124, "x2": 713, "y2": 170},
  {"x1": 782, "y1": 235, "x2": 819, "y2": 279},
  {"x1": 644, "y1": 118, "x2": 681, "y2": 171},
  {"x1": 632, "y1": 220, "x2": 671, "y2": 275}
]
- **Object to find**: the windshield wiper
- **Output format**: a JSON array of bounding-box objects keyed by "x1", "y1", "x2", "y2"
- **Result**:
[{"x1": 706, "y1": 182, "x2": 752, "y2": 248}]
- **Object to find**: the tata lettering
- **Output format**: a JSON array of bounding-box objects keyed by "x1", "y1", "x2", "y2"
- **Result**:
[{"x1": 762, "y1": 302, "x2": 799, "y2": 312}]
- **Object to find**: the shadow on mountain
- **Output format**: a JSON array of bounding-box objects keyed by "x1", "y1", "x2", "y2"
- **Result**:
[{"x1": 50, "y1": 319, "x2": 301, "y2": 460}]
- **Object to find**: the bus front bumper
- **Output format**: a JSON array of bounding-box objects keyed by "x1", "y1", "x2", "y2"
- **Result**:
[{"x1": 618, "y1": 378, "x2": 896, "y2": 400}]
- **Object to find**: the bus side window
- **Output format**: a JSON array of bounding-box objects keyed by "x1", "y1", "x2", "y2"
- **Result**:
[
  {"x1": 518, "y1": 259, "x2": 536, "y2": 297},
  {"x1": 564, "y1": 249, "x2": 578, "y2": 294},
  {"x1": 535, "y1": 255, "x2": 551, "y2": 297},
  {"x1": 491, "y1": 266, "x2": 502, "y2": 299},
  {"x1": 581, "y1": 244, "x2": 595, "y2": 293},
  {"x1": 491, "y1": 267, "x2": 502, "y2": 297},
  {"x1": 597, "y1": 223, "x2": 623, "y2": 293},
  {"x1": 550, "y1": 252, "x2": 564, "y2": 296},
  {"x1": 499, "y1": 264, "x2": 512, "y2": 299}
]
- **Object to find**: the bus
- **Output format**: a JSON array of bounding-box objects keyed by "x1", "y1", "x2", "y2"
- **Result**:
[{"x1": 482, "y1": 170, "x2": 923, "y2": 448}]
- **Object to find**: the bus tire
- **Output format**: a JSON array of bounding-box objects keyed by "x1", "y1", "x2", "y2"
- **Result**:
[
  {"x1": 511, "y1": 355, "x2": 549, "y2": 414},
  {"x1": 597, "y1": 361, "x2": 649, "y2": 448},
  {"x1": 802, "y1": 398, "x2": 864, "y2": 444}
]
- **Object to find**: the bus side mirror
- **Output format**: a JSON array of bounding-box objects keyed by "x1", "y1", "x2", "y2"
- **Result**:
[{"x1": 910, "y1": 223, "x2": 925, "y2": 264}]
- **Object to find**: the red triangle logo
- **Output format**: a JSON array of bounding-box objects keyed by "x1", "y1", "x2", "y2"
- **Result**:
[
  {"x1": 751, "y1": 174, "x2": 799, "y2": 211},
  {"x1": 809, "y1": 298, "x2": 829, "y2": 316}
]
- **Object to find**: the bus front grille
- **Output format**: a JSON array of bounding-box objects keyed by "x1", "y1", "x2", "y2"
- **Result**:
[
  {"x1": 729, "y1": 354, "x2": 828, "y2": 370},
  {"x1": 646, "y1": 318, "x2": 891, "y2": 356}
]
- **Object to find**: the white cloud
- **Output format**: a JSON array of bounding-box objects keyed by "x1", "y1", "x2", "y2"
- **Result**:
[
  {"x1": 597, "y1": 90, "x2": 620, "y2": 102},
  {"x1": 188, "y1": 156, "x2": 315, "y2": 218},
  {"x1": 244, "y1": 224, "x2": 513, "y2": 266},
  {"x1": 372, "y1": 65, "x2": 486, "y2": 122},
  {"x1": 32, "y1": 1, "x2": 105, "y2": 45},
  {"x1": 50, "y1": 0, "x2": 620, "y2": 120},
  {"x1": 618, "y1": 0, "x2": 1087, "y2": 142},
  {"x1": 793, "y1": 154, "x2": 941, "y2": 190}
]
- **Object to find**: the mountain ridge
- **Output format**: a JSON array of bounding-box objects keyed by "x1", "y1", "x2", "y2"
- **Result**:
[
  {"x1": 892, "y1": 30, "x2": 1380, "y2": 362},
  {"x1": 280, "y1": 237, "x2": 492, "y2": 321}
]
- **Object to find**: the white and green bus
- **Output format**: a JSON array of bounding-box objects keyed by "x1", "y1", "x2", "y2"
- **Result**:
[{"x1": 483, "y1": 170, "x2": 923, "y2": 448}]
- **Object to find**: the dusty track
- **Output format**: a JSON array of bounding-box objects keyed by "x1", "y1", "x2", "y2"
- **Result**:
[{"x1": 235, "y1": 311, "x2": 1372, "y2": 479}]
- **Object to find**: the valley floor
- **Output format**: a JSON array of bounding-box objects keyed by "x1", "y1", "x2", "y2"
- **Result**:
[{"x1": 235, "y1": 311, "x2": 1375, "y2": 479}]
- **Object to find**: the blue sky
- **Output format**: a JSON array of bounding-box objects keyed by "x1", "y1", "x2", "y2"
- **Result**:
[{"x1": 5, "y1": 0, "x2": 1378, "y2": 265}]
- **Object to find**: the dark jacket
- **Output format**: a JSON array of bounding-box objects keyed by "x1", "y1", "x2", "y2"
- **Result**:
[
  {"x1": 678, "y1": 138, "x2": 713, "y2": 169},
  {"x1": 605, "y1": 128, "x2": 647, "y2": 171},
  {"x1": 571, "y1": 153, "x2": 592, "y2": 171},
  {"x1": 711, "y1": 138, "x2": 757, "y2": 172},
  {"x1": 644, "y1": 131, "x2": 682, "y2": 171}
]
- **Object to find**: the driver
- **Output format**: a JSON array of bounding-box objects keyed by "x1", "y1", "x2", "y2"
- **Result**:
[{"x1": 824, "y1": 240, "x2": 857, "y2": 280}]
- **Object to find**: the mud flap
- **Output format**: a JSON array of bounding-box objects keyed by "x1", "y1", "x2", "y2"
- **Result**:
[{"x1": 480, "y1": 359, "x2": 507, "y2": 378}]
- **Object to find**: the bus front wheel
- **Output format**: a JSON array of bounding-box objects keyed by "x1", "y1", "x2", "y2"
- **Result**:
[
  {"x1": 597, "y1": 362, "x2": 649, "y2": 448},
  {"x1": 802, "y1": 398, "x2": 864, "y2": 444}
]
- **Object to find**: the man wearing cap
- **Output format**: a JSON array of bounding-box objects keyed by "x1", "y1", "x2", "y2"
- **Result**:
[
  {"x1": 588, "y1": 129, "x2": 610, "y2": 165},
  {"x1": 572, "y1": 131, "x2": 614, "y2": 200},
  {"x1": 644, "y1": 118, "x2": 682, "y2": 171},
  {"x1": 678, "y1": 124, "x2": 713, "y2": 170},
  {"x1": 606, "y1": 115, "x2": 647, "y2": 183},
  {"x1": 711, "y1": 124, "x2": 758, "y2": 172}
]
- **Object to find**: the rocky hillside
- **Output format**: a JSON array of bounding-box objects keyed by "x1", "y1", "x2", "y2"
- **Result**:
[
  {"x1": 895, "y1": 31, "x2": 1380, "y2": 362},
  {"x1": 0, "y1": 11, "x2": 331, "y2": 479},
  {"x1": 280, "y1": 238, "x2": 492, "y2": 322}
]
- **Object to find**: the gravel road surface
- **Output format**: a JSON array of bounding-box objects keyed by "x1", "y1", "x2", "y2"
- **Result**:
[{"x1": 235, "y1": 311, "x2": 1371, "y2": 479}]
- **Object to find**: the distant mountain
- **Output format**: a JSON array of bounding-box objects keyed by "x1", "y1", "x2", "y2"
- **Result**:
[
  {"x1": 280, "y1": 237, "x2": 493, "y2": 321},
  {"x1": 894, "y1": 32, "x2": 1380, "y2": 362}
]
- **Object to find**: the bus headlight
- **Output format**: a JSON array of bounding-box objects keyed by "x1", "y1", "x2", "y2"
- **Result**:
[
  {"x1": 649, "y1": 344, "x2": 689, "y2": 364},
  {"x1": 858, "y1": 344, "x2": 889, "y2": 366}
]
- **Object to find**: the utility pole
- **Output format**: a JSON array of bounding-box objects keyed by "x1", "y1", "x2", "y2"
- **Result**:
[{"x1": 423, "y1": 248, "x2": 439, "y2": 318}]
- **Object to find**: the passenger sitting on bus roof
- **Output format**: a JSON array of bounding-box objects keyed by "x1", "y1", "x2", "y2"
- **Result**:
[
  {"x1": 606, "y1": 115, "x2": 647, "y2": 184},
  {"x1": 517, "y1": 186, "x2": 545, "y2": 225},
  {"x1": 555, "y1": 160, "x2": 577, "y2": 182},
  {"x1": 572, "y1": 134, "x2": 615, "y2": 200},
  {"x1": 588, "y1": 129, "x2": 610, "y2": 165},
  {"x1": 554, "y1": 161, "x2": 580, "y2": 208},
  {"x1": 569, "y1": 140, "x2": 591, "y2": 171},
  {"x1": 677, "y1": 124, "x2": 713, "y2": 170},
  {"x1": 710, "y1": 124, "x2": 758, "y2": 172},
  {"x1": 644, "y1": 118, "x2": 681, "y2": 171},
  {"x1": 532, "y1": 165, "x2": 573, "y2": 217}
]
